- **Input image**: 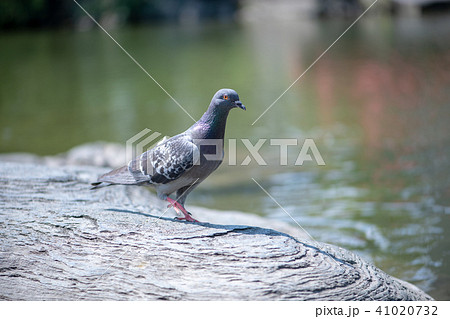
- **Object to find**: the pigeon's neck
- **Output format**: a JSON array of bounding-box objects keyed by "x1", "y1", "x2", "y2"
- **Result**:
[{"x1": 194, "y1": 105, "x2": 230, "y2": 139}]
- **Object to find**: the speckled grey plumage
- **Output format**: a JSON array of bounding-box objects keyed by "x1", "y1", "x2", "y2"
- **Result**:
[{"x1": 92, "y1": 88, "x2": 245, "y2": 208}]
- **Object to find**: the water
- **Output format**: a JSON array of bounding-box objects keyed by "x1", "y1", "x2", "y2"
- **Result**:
[{"x1": 1, "y1": 15, "x2": 449, "y2": 299}]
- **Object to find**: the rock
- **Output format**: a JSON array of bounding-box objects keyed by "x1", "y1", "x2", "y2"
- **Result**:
[{"x1": 0, "y1": 160, "x2": 433, "y2": 300}]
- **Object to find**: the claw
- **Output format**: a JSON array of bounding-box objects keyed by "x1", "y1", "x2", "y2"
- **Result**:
[
  {"x1": 166, "y1": 198, "x2": 199, "y2": 222},
  {"x1": 174, "y1": 216, "x2": 199, "y2": 222}
]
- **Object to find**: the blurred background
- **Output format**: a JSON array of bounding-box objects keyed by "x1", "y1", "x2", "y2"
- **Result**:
[{"x1": 0, "y1": 0, "x2": 449, "y2": 299}]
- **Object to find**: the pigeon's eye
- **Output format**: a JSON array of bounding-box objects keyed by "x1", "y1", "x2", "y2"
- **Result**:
[{"x1": 223, "y1": 94, "x2": 229, "y2": 100}]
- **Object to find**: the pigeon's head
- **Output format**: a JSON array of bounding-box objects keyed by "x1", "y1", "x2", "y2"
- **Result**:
[{"x1": 211, "y1": 88, "x2": 246, "y2": 111}]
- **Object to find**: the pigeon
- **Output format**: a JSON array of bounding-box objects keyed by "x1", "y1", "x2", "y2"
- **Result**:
[{"x1": 91, "y1": 88, "x2": 245, "y2": 222}]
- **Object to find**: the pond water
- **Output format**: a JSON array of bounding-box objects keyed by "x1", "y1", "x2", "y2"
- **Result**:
[{"x1": 1, "y1": 15, "x2": 449, "y2": 299}]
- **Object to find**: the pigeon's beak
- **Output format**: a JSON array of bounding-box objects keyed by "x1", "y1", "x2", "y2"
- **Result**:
[{"x1": 234, "y1": 101, "x2": 246, "y2": 111}]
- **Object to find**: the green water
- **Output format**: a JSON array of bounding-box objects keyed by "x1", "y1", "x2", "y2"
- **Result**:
[{"x1": 1, "y1": 16, "x2": 449, "y2": 299}]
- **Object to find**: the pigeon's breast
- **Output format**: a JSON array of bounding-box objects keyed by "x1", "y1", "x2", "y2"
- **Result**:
[{"x1": 189, "y1": 154, "x2": 223, "y2": 179}]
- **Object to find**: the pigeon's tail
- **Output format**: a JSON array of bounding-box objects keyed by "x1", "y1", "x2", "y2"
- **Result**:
[
  {"x1": 90, "y1": 181, "x2": 112, "y2": 190},
  {"x1": 90, "y1": 165, "x2": 139, "y2": 190}
]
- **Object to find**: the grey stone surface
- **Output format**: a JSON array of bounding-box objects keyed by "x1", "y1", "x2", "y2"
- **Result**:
[{"x1": 0, "y1": 161, "x2": 433, "y2": 300}]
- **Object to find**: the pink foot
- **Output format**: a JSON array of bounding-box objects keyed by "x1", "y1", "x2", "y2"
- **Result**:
[{"x1": 166, "y1": 198, "x2": 199, "y2": 222}]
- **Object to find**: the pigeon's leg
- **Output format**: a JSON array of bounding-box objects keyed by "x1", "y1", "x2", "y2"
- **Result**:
[{"x1": 166, "y1": 198, "x2": 199, "y2": 222}]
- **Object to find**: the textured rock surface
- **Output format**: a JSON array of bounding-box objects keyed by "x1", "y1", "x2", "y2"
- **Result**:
[{"x1": 0, "y1": 161, "x2": 433, "y2": 300}]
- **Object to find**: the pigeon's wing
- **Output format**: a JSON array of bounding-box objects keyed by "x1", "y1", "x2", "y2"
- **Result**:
[{"x1": 128, "y1": 133, "x2": 198, "y2": 185}]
